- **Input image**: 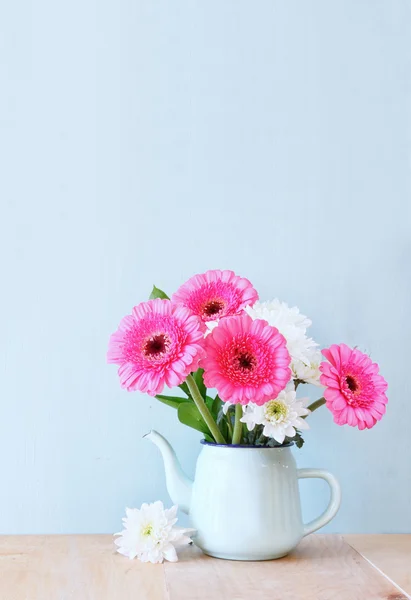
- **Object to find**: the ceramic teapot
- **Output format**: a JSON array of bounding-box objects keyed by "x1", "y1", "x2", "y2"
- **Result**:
[{"x1": 145, "y1": 430, "x2": 341, "y2": 561}]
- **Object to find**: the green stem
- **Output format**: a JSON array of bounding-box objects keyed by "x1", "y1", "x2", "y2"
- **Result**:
[
  {"x1": 232, "y1": 405, "x2": 243, "y2": 445},
  {"x1": 306, "y1": 397, "x2": 326, "y2": 415},
  {"x1": 185, "y1": 374, "x2": 226, "y2": 444},
  {"x1": 225, "y1": 409, "x2": 233, "y2": 440}
]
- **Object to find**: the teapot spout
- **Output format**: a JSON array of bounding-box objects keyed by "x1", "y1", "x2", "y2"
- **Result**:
[{"x1": 144, "y1": 430, "x2": 193, "y2": 514}]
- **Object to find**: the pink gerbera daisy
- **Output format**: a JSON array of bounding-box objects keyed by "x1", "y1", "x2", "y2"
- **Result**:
[
  {"x1": 171, "y1": 270, "x2": 258, "y2": 327},
  {"x1": 320, "y1": 344, "x2": 388, "y2": 430},
  {"x1": 107, "y1": 299, "x2": 205, "y2": 396},
  {"x1": 200, "y1": 313, "x2": 291, "y2": 406}
]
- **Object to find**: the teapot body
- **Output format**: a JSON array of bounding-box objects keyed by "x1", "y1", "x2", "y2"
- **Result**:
[{"x1": 189, "y1": 443, "x2": 304, "y2": 560}]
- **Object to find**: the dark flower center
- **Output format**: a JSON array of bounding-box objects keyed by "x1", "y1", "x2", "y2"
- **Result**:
[
  {"x1": 345, "y1": 375, "x2": 358, "y2": 392},
  {"x1": 235, "y1": 352, "x2": 256, "y2": 371},
  {"x1": 203, "y1": 299, "x2": 225, "y2": 317},
  {"x1": 143, "y1": 334, "x2": 169, "y2": 358}
]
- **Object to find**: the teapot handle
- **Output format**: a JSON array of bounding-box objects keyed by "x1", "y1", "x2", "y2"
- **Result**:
[{"x1": 297, "y1": 468, "x2": 341, "y2": 537}]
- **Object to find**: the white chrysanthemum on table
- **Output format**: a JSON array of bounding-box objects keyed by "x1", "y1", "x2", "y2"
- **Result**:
[
  {"x1": 240, "y1": 389, "x2": 310, "y2": 444},
  {"x1": 245, "y1": 300, "x2": 319, "y2": 384},
  {"x1": 114, "y1": 502, "x2": 194, "y2": 563}
]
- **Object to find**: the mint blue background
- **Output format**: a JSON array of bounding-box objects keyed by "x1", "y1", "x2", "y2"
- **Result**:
[{"x1": 1, "y1": 1, "x2": 410, "y2": 534}]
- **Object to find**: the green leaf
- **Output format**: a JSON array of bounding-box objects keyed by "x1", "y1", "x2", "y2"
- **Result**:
[
  {"x1": 177, "y1": 402, "x2": 211, "y2": 436},
  {"x1": 211, "y1": 395, "x2": 223, "y2": 419},
  {"x1": 217, "y1": 405, "x2": 227, "y2": 425},
  {"x1": 217, "y1": 416, "x2": 228, "y2": 442},
  {"x1": 193, "y1": 368, "x2": 206, "y2": 399},
  {"x1": 203, "y1": 433, "x2": 214, "y2": 443},
  {"x1": 149, "y1": 285, "x2": 169, "y2": 300},
  {"x1": 205, "y1": 396, "x2": 213, "y2": 412},
  {"x1": 155, "y1": 395, "x2": 190, "y2": 409},
  {"x1": 178, "y1": 382, "x2": 191, "y2": 397},
  {"x1": 214, "y1": 398, "x2": 230, "y2": 440},
  {"x1": 293, "y1": 432, "x2": 305, "y2": 449}
]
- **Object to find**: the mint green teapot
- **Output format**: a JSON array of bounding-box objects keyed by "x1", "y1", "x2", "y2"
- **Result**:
[{"x1": 145, "y1": 430, "x2": 341, "y2": 561}]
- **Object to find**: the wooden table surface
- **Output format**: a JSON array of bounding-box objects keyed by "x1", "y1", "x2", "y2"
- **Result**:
[{"x1": 0, "y1": 534, "x2": 410, "y2": 600}]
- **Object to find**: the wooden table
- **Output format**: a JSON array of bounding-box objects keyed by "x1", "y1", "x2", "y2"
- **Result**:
[{"x1": 1, "y1": 534, "x2": 410, "y2": 600}]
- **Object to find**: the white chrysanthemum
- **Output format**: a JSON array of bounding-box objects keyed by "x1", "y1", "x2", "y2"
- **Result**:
[
  {"x1": 245, "y1": 300, "x2": 319, "y2": 384},
  {"x1": 292, "y1": 347, "x2": 322, "y2": 386},
  {"x1": 205, "y1": 320, "x2": 219, "y2": 336},
  {"x1": 114, "y1": 502, "x2": 194, "y2": 563},
  {"x1": 240, "y1": 389, "x2": 310, "y2": 444}
]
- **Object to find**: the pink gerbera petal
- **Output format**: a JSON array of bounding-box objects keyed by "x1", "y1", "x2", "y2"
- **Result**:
[
  {"x1": 107, "y1": 299, "x2": 205, "y2": 396},
  {"x1": 319, "y1": 344, "x2": 388, "y2": 430},
  {"x1": 171, "y1": 270, "x2": 258, "y2": 328},
  {"x1": 200, "y1": 313, "x2": 291, "y2": 406}
]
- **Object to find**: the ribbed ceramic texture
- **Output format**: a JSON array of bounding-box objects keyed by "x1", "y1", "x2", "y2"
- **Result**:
[{"x1": 190, "y1": 445, "x2": 303, "y2": 560}]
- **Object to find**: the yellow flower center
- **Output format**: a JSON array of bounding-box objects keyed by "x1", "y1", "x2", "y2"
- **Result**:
[
  {"x1": 142, "y1": 524, "x2": 153, "y2": 537},
  {"x1": 265, "y1": 400, "x2": 288, "y2": 422}
]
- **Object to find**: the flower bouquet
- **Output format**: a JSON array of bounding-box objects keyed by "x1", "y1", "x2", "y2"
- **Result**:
[
  {"x1": 108, "y1": 269, "x2": 388, "y2": 560},
  {"x1": 107, "y1": 269, "x2": 388, "y2": 447}
]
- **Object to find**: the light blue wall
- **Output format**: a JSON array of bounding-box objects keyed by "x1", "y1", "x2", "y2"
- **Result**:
[{"x1": 1, "y1": 1, "x2": 410, "y2": 534}]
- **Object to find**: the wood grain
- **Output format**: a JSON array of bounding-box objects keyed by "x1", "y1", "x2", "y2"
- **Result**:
[
  {"x1": 0, "y1": 534, "x2": 409, "y2": 600},
  {"x1": 345, "y1": 534, "x2": 411, "y2": 597},
  {"x1": 0, "y1": 535, "x2": 165, "y2": 600},
  {"x1": 164, "y1": 535, "x2": 408, "y2": 600}
]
